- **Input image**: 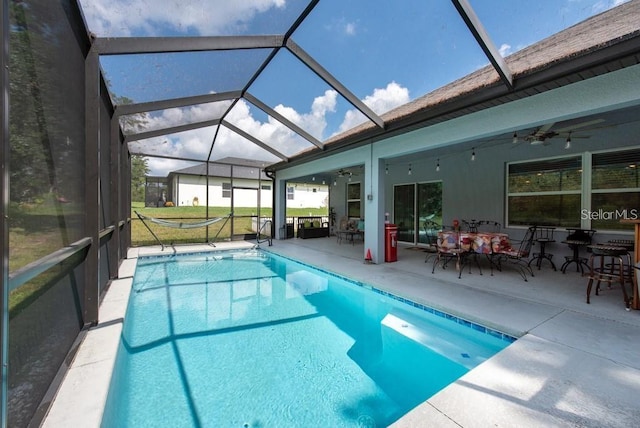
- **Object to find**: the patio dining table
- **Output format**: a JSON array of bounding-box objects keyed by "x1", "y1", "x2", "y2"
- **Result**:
[{"x1": 436, "y1": 231, "x2": 511, "y2": 275}]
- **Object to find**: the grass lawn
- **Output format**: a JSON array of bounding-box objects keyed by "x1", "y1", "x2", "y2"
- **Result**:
[
  {"x1": 131, "y1": 202, "x2": 328, "y2": 246},
  {"x1": 7, "y1": 201, "x2": 327, "y2": 317}
]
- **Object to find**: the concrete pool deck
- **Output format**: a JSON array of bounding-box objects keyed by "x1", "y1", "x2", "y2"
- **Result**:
[{"x1": 42, "y1": 238, "x2": 640, "y2": 427}]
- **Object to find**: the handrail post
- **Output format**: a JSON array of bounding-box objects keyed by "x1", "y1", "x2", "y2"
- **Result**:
[{"x1": 257, "y1": 218, "x2": 273, "y2": 247}]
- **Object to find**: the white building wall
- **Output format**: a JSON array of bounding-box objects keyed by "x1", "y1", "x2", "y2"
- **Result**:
[
  {"x1": 286, "y1": 183, "x2": 329, "y2": 209},
  {"x1": 172, "y1": 175, "x2": 273, "y2": 207}
]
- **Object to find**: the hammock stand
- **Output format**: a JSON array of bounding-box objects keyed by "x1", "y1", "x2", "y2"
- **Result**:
[{"x1": 135, "y1": 211, "x2": 232, "y2": 250}]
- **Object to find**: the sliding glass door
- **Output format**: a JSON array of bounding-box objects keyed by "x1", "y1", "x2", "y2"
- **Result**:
[
  {"x1": 394, "y1": 184, "x2": 415, "y2": 242},
  {"x1": 417, "y1": 181, "x2": 442, "y2": 245},
  {"x1": 394, "y1": 182, "x2": 442, "y2": 245}
]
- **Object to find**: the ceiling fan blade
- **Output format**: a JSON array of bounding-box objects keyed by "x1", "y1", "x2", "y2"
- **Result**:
[
  {"x1": 535, "y1": 122, "x2": 555, "y2": 135},
  {"x1": 553, "y1": 118, "x2": 605, "y2": 133}
]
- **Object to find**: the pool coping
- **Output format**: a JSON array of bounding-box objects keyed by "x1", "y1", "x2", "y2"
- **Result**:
[{"x1": 41, "y1": 242, "x2": 640, "y2": 428}]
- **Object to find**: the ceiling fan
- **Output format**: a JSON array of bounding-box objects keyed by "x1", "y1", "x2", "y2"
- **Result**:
[
  {"x1": 515, "y1": 118, "x2": 604, "y2": 146},
  {"x1": 336, "y1": 168, "x2": 353, "y2": 177}
]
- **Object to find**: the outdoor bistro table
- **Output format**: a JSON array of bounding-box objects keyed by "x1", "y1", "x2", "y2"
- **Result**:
[{"x1": 528, "y1": 227, "x2": 557, "y2": 271}]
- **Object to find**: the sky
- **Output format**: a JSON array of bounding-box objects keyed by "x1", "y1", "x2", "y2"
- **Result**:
[{"x1": 79, "y1": 0, "x2": 629, "y2": 176}]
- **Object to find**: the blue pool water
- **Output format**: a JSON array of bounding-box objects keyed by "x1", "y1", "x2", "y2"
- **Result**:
[{"x1": 102, "y1": 249, "x2": 513, "y2": 427}]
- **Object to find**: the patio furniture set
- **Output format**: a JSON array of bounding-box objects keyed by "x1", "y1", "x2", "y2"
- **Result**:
[
  {"x1": 428, "y1": 221, "x2": 638, "y2": 310},
  {"x1": 296, "y1": 216, "x2": 330, "y2": 239},
  {"x1": 335, "y1": 217, "x2": 365, "y2": 245},
  {"x1": 430, "y1": 222, "x2": 535, "y2": 281}
]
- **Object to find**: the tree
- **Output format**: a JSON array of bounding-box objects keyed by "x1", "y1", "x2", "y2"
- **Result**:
[
  {"x1": 112, "y1": 95, "x2": 150, "y2": 204},
  {"x1": 131, "y1": 155, "x2": 149, "y2": 203}
]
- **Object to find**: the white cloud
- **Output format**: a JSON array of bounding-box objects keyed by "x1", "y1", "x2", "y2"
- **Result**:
[
  {"x1": 274, "y1": 90, "x2": 337, "y2": 139},
  {"x1": 79, "y1": 0, "x2": 285, "y2": 36},
  {"x1": 591, "y1": 0, "x2": 629, "y2": 14},
  {"x1": 324, "y1": 17, "x2": 358, "y2": 37},
  {"x1": 336, "y1": 81, "x2": 410, "y2": 134},
  {"x1": 344, "y1": 22, "x2": 357, "y2": 36},
  {"x1": 499, "y1": 43, "x2": 512, "y2": 57},
  {"x1": 133, "y1": 83, "x2": 409, "y2": 176}
]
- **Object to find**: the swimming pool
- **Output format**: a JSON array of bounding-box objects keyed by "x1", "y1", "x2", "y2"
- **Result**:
[{"x1": 102, "y1": 249, "x2": 514, "y2": 427}]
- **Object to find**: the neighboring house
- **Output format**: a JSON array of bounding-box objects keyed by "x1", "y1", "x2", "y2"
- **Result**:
[
  {"x1": 160, "y1": 157, "x2": 328, "y2": 209},
  {"x1": 285, "y1": 182, "x2": 329, "y2": 209}
]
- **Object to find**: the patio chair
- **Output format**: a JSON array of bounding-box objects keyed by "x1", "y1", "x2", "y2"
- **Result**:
[
  {"x1": 424, "y1": 220, "x2": 440, "y2": 245},
  {"x1": 432, "y1": 230, "x2": 470, "y2": 279},
  {"x1": 493, "y1": 226, "x2": 537, "y2": 281},
  {"x1": 353, "y1": 219, "x2": 365, "y2": 243},
  {"x1": 335, "y1": 216, "x2": 350, "y2": 244},
  {"x1": 477, "y1": 221, "x2": 501, "y2": 233},
  {"x1": 423, "y1": 220, "x2": 441, "y2": 263},
  {"x1": 336, "y1": 217, "x2": 362, "y2": 244},
  {"x1": 461, "y1": 219, "x2": 480, "y2": 233}
]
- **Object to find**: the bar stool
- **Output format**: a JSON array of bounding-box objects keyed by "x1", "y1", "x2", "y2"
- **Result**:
[
  {"x1": 585, "y1": 244, "x2": 632, "y2": 310},
  {"x1": 606, "y1": 239, "x2": 635, "y2": 281}
]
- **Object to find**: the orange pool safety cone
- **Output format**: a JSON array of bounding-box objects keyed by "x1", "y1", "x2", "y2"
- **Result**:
[{"x1": 365, "y1": 248, "x2": 373, "y2": 264}]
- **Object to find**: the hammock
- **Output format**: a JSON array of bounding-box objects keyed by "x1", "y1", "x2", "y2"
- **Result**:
[
  {"x1": 139, "y1": 213, "x2": 228, "y2": 229},
  {"x1": 135, "y1": 211, "x2": 232, "y2": 249}
]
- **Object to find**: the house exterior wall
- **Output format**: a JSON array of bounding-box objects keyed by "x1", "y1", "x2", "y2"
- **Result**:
[
  {"x1": 274, "y1": 64, "x2": 640, "y2": 263},
  {"x1": 170, "y1": 175, "x2": 272, "y2": 208},
  {"x1": 169, "y1": 175, "x2": 326, "y2": 209},
  {"x1": 285, "y1": 182, "x2": 329, "y2": 209}
]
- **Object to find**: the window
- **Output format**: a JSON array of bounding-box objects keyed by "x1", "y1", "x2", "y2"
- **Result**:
[
  {"x1": 590, "y1": 149, "x2": 640, "y2": 230},
  {"x1": 261, "y1": 185, "x2": 271, "y2": 190},
  {"x1": 222, "y1": 182, "x2": 231, "y2": 198},
  {"x1": 507, "y1": 148, "x2": 640, "y2": 231},
  {"x1": 287, "y1": 186, "x2": 294, "y2": 200},
  {"x1": 347, "y1": 182, "x2": 361, "y2": 218},
  {"x1": 507, "y1": 156, "x2": 582, "y2": 227}
]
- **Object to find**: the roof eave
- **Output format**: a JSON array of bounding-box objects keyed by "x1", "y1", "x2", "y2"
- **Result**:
[{"x1": 267, "y1": 30, "x2": 640, "y2": 172}]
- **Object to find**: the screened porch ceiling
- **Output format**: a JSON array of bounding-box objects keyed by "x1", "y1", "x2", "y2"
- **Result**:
[{"x1": 78, "y1": 0, "x2": 637, "y2": 179}]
